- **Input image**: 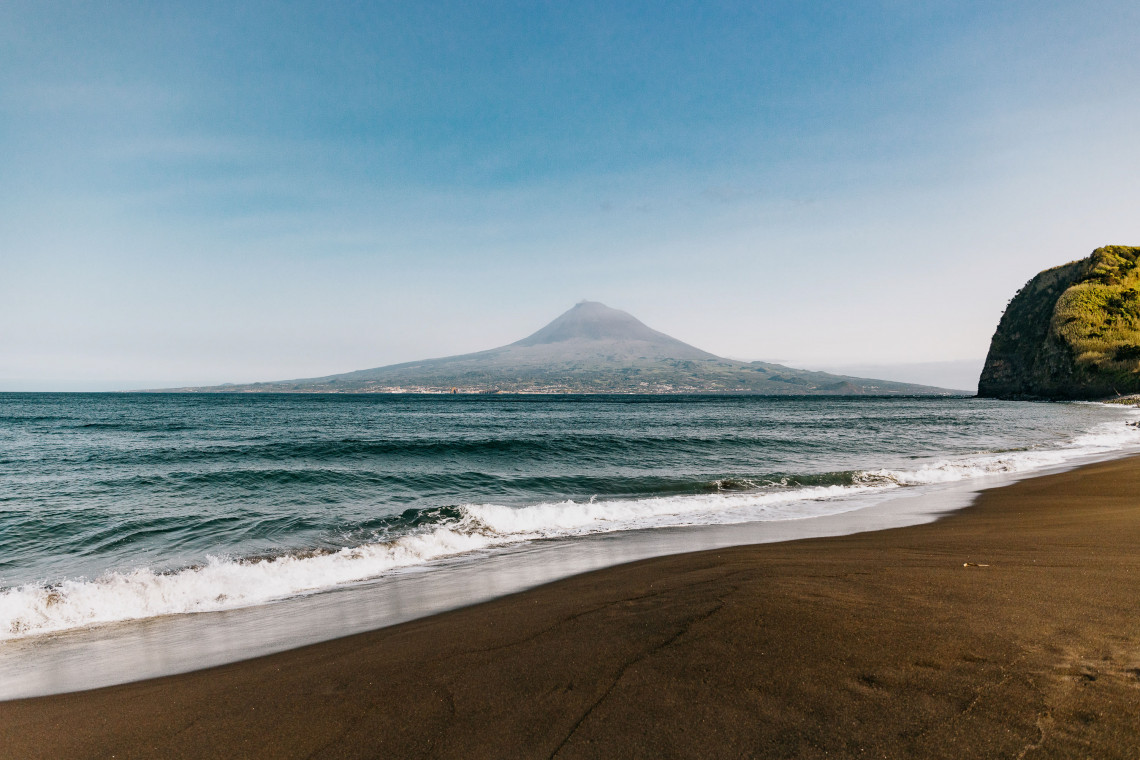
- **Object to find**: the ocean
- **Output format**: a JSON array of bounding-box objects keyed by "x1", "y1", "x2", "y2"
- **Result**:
[{"x1": 2, "y1": 392, "x2": 1139, "y2": 644}]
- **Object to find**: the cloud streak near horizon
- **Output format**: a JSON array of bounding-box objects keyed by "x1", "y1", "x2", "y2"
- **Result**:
[{"x1": 2, "y1": 1, "x2": 1139, "y2": 389}]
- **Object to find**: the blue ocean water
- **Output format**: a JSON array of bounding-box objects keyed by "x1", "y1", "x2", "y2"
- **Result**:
[{"x1": 1, "y1": 393, "x2": 1138, "y2": 639}]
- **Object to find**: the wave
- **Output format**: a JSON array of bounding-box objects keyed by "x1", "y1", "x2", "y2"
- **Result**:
[
  {"x1": 865, "y1": 413, "x2": 1140, "y2": 485},
  {"x1": 71, "y1": 468, "x2": 872, "y2": 502},
  {"x1": 3, "y1": 411, "x2": 1138, "y2": 641},
  {"x1": 67, "y1": 432, "x2": 825, "y2": 468},
  {"x1": 1, "y1": 483, "x2": 882, "y2": 640}
]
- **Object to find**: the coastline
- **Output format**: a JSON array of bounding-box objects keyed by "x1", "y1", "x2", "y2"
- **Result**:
[
  {"x1": 3, "y1": 396, "x2": 1135, "y2": 700},
  {"x1": 3, "y1": 454, "x2": 1140, "y2": 757},
  {"x1": 0, "y1": 472, "x2": 980, "y2": 700}
]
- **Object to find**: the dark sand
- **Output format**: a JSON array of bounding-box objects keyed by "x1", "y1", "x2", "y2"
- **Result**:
[{"x1": 3, "y1": 457, "x2": 1140, "y2": 759}]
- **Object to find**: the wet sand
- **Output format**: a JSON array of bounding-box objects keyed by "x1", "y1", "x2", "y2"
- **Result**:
[{"x1": 2, "y1": 456, "x2": 1139, "y2": 758}]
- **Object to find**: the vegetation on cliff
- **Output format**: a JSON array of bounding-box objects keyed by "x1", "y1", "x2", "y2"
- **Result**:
[{"x1": 978, "y1": 246, "x2": 1140, "y2": 399}]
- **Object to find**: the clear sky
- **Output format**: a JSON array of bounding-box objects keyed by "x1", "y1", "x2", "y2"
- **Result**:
[{"x1": 3, "y1": 1, "x2": 1139, "y2": 390}]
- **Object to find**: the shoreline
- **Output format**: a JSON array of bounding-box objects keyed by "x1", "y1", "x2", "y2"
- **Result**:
[
  {"x1": 6, "y1": 440, "x2": 1132, "y2": 701},
  {"x1": 0, "y1": 471, "x2": 979, "y2": 700},
  {"x1": 3, "y1": 454, "x2": 1140, "y2": 757}
]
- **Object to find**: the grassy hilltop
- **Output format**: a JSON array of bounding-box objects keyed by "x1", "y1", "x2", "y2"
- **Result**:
[{"x1": 979, "y1": 246, "x2": 1140, "y2": 399}]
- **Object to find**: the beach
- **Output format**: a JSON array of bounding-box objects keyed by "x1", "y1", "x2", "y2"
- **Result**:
[
  {"x1": 8, "y1": 1, "x2": 1140, "y2": 757},
  {"x1": 2, "y1": 454, "x2": 1138, "y2": 758}
]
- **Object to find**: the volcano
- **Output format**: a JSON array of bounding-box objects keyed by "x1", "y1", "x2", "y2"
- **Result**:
[{"x1": 171, "y1": 302, "x2": 959, "y2": 394}]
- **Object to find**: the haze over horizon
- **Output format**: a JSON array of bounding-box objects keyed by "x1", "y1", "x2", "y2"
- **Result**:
[{"x1": 3, "y1": 2, "x2": 1139, "y2": 391}]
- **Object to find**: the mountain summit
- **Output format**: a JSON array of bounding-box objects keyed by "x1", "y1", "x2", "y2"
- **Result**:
[
  {"x1": 168, "y1": 302, "x2": 960, "y2": 394},
  {"x1": 512, "y1": 301, "x2": 713, "y2": 359}
]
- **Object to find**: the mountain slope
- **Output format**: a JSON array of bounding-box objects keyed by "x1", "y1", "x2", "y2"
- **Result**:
[
  {"x1": 978, "y1": 246, "x2": 1140, "y2": 400},
  {"x1": 173, "y1": 302, "x2": 960, "y2": 395}
]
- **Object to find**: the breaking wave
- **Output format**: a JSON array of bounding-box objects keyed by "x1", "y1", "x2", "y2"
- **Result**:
[{"x1": 3, "y1": 410, "x2": 1138, "y2": 641}]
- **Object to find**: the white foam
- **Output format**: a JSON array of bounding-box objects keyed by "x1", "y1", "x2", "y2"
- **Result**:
[
  {"x1": 3, "y1": 409, "x2": 1138, "y2": 641},
  {"x1": 868, "y1": 413, "x2": 1140, "y2": 485},
  {"x1": 0, "y1": 484, "x2": 884, "y2": 641},
  {"x1": 0, "y1": 527, "x2": 510, "y2": 641}
]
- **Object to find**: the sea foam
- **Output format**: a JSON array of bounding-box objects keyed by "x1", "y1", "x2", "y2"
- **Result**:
[{"x1": 3, "y1": 410, "x2": 1138, "y2": 641}]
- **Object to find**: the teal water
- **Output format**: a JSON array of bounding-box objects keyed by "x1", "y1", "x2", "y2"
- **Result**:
[{"x1": 1, "y1": 393, "x2": 1138, "y2": 639}]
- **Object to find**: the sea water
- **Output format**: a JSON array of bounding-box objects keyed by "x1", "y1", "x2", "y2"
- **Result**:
[{"x1": 2, "y1": 393, "x2": 1139, "y2": 643}]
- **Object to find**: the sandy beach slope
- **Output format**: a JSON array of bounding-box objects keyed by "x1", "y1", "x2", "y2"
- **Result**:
[{"x1": 2, "y1": 456, "x2": 1139, "y2": 759}]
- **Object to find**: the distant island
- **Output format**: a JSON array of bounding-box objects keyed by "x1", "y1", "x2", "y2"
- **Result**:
[
  {"x1": 979, "y1": 246, "x2": 1140, "y2": 400},
  {"x1": 160, "y1": 301, "x2": 962, "y2": 395}
]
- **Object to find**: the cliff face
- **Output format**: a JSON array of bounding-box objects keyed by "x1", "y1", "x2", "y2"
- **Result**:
[{"x1": 978, "y1": 246, "x2": 1140, "y2": 399}]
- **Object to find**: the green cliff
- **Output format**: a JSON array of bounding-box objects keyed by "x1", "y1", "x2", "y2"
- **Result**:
[{"x1": 978, "y1": 246, "x2": 1140, "y2": 399}]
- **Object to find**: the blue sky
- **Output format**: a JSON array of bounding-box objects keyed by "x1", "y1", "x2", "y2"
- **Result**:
[{"x1": 2, "y1": 1, "x2": 1139, "y2": 390}]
